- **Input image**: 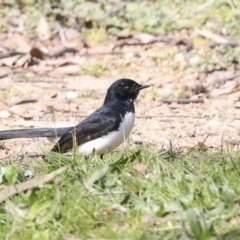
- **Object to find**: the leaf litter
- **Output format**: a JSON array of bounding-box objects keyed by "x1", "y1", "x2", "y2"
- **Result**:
[
  {"x1": 1, "y1": 42, "x2": 240, "y2": 158},
  {"x1": 0, "y1": 2, "x2": 239, "y2": 158}
]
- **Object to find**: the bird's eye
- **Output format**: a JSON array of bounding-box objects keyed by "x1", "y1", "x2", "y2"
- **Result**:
[{"x1": 124, "y1": 86, "x2": 129, "y2": 90}]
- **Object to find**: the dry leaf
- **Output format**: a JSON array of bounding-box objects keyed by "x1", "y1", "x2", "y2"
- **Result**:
[
  {"x1": 0, "y1": 67, "x2": 12, "y2": 78},
  {"x1": 30, "y1": 45, "x2": 49, "y2": 59},
  {"x1": 142, "y1": 214, "x2": 160, "y2": 224},
  {"x1": 225, "y1": 139, "x2": 240, "y2": 146},
  {"x1": 110, "y1": 203, "x2": 128, "y2": 214},
  {"x1": 53, "y1": 65, "x2": 81, "y2": 75},
  {"x1": 40, "y1": 57, "x2": 86, "y2": 67},
  {"x1": 197, "y1": 141, "x2": 209, "y2": 150},
  {"x1": 0, "y1": 110, "x2": 11, "y2": 118},
  {"x1": 6, "y1": 33, "x2": 30, "y2": 52},
  {"x1": 0, "y1": 55, "x2": 22, "y2": 67},
  {"x1": 36, "y1": 16, "x2": 52, "y2": 41},
  {"x1": 0, "y1": 165, "x2": 68, "y2": 203},
  {"x1": 63, "y1": 27, "x2": 81, "y2": 40},
  {"x1": 0, "y1": 54, "x2": 31, "y2": 68},
  {"x1": 16, "y1": 54, "x2": 31, "y2": 68},
  {"x1": 99, "y1": 203, "x2": 128, "y2": 216},
  {"x1": 133, "y1": 162, "x2": 148, "y2": 174},
  {"x1": 9, "y1": 101, "x2": 46, "y2": 118},
  {"x1": 133, "y1": 33, "x2": 156, "y2": 44}
]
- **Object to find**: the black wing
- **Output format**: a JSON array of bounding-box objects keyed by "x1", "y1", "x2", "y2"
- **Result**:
[{"x1": 51, "y1": 103, "x2": 121, "y2": 153}]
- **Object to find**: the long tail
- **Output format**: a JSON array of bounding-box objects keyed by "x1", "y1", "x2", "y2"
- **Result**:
[{"x1": 0, "y1": 127, "x2": 73, "y2": 140}]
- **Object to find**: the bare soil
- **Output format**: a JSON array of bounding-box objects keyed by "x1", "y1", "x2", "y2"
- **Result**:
[{"x1": 1, "y1": 41, "x2": 240, "y2": 159}]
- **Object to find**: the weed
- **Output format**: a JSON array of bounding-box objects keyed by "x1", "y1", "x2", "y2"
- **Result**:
[
  {"x1": 1, "y1": 147, "x2": 240, "y2": 239},
  {"x1": 85, "y1": 63, "x2": 108, "y2": 77},
  {"x1": 83, "y1": 27, "x2": 106, "y2": 43}
]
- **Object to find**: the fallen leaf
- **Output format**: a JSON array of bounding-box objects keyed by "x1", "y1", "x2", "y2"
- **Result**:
[
  {"x1": 142, "y1": 214, "x2": 160, "y2": 224},
  {"x1": 0, "y1": 165, "x2": 68, "y2": 203},
  {"x1": 99, "y1": 203, "x2": 128, "y2": 216},
  {"x1": 133, "y1": 33, "x2": 156, "y2": 44},
  {"x1": 15, "y1": 54, "x2": 31, "y2": 68},
  {"x1": 225, "y1": 139, "x2": 240, "y2": 146},
  {"x1": 0, "y1": 67, "x2": 12, "y2": 78},
  {"x1": 36, "y1": 16, "x2": 52, "y2": 41},
  {"x1": 10, "y1": 101, "x2": 45, "y2": 114},
  {"x1": 30, "y1": 45, "x2": 49, "y2": 59},
  {"x1": 0, "y1": 110, "x2": 11, "y2": 118},
  {"x1": 133, "y1": 162, "x2": 148, "y2": 174},
  {"x1": 0, "y1": 54, "x2": 31, "y2": 68},
  {"x1": 0, "y1": 55, "x2": 22, "y2": 67},
  {"x1": 40, "y1": 57, "x2": 86, "y2": 67},
  {"x1": 4, "y1": 203, "x2": 28, "y2": 218},
  {"x1": 6, "y1": 33, "x2": 31, "y2": 52},
  {"x1": 63, "y1": 27, "x2": 81, "y2": 40},
  {"x1": 53, "y1": 65, "x2": 81, "y2": 75},
  {"x1": 111, "y1": 203, "x2": 128, "y2": 214}
]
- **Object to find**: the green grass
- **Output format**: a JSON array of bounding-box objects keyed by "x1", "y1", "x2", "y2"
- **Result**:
[
  {"x1": 2, "y1": 0, "x2": 240, "y2": 38},
  {"x1": 1, "y1": 0, "x2": 240, "y2": 73},
  {"x1": 1, "y1": 146, "x2": 240, "y2": 239},
  {"x1": 83, "y1": 26, "x2": 107, "y2": 43},
  {"x1": 2, "y1": 0, "x2": 240, "y2": 239},
  {"x1": 84, "y1": 63, "x2": 108, "y2": 77}
]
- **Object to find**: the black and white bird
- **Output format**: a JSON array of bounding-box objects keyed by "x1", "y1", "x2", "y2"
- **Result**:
[{"x1": 0, "y1": 79, "x2": 149, "y2": 156}]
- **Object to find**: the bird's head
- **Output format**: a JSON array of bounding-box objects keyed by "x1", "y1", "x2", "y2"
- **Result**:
[{"x1": 104, "y1": 79, "x2": 149, "y2": 104}]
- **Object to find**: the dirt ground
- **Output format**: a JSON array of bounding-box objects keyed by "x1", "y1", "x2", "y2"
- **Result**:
[{"x1": 1, "y1": 41, "x2": 240, "y2": 159}]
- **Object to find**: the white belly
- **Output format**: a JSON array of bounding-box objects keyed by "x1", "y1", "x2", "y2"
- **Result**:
[{"x1": 77, "y1": 112, "x2": 135, "y2": 155}]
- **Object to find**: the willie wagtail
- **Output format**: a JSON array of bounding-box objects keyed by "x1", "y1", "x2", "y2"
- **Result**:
[{"x1": 0, "y1": 79, "x2": 149, "y2": 156}]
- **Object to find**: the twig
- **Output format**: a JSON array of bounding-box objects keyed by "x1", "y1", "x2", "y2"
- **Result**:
[
  {"x1": 160, "y1": 99, "x2": 204, "y2": 104},
  {"x1": 83, "y1": 191, "x2": 128, "y2": 198},
  {"x1": 0, "y1": 51, "x2": 25, "y2": 59},
  {"x1": 48, "y1": 46, "x2": 79, "y2": 58},
  {"x1": 11, "y1": 99, "x2": 38, "y2": 106},
  {"x1": 26, "y1": 153, "x2": 46, "y2": 158},
  {"x1": 0, "y1": 165, "x2": 68, "y2": 203},
  {"x1": 26, "y1": 153, "x2": 50, "y2": 163},
  {"x1": 0, "y1": 46, "x2": 26, "y2": 59},
  {"x1": 133, "y1": 140, "x2": 155, "y2": 146},
  {"x1": 195, "y1": 29, "x2": 240, "y2": 47},
  {"x1": 181, "y1": 220, "x2": 191, "y2": 238},
  {"x1": 14, "y1": 78, "x2": 66, "y2": 84},
  {"x1": 0, "y1": 97, "x2": 31, "y2": 119},
  {"x1": 79, "y1": 52, "x2": 124, "y2": 57},
  {"x1": 112, "y1": 37, "x2": 174, "y2": 51},
  {"x1": 226, "y1": 0, "x2": 235, "y2": 11},
  {"x1": 194, "y1": 0, "x2": 215, "y2": 13}
]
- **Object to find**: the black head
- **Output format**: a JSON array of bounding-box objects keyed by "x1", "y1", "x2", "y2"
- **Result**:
[{"x1": 103, "y1": 78, "x2": 149, "y2": 104}]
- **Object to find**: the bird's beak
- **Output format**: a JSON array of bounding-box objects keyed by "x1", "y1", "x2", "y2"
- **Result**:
[{"x1": 136, "y1": 85, "x2": 150, "y2": 91}]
